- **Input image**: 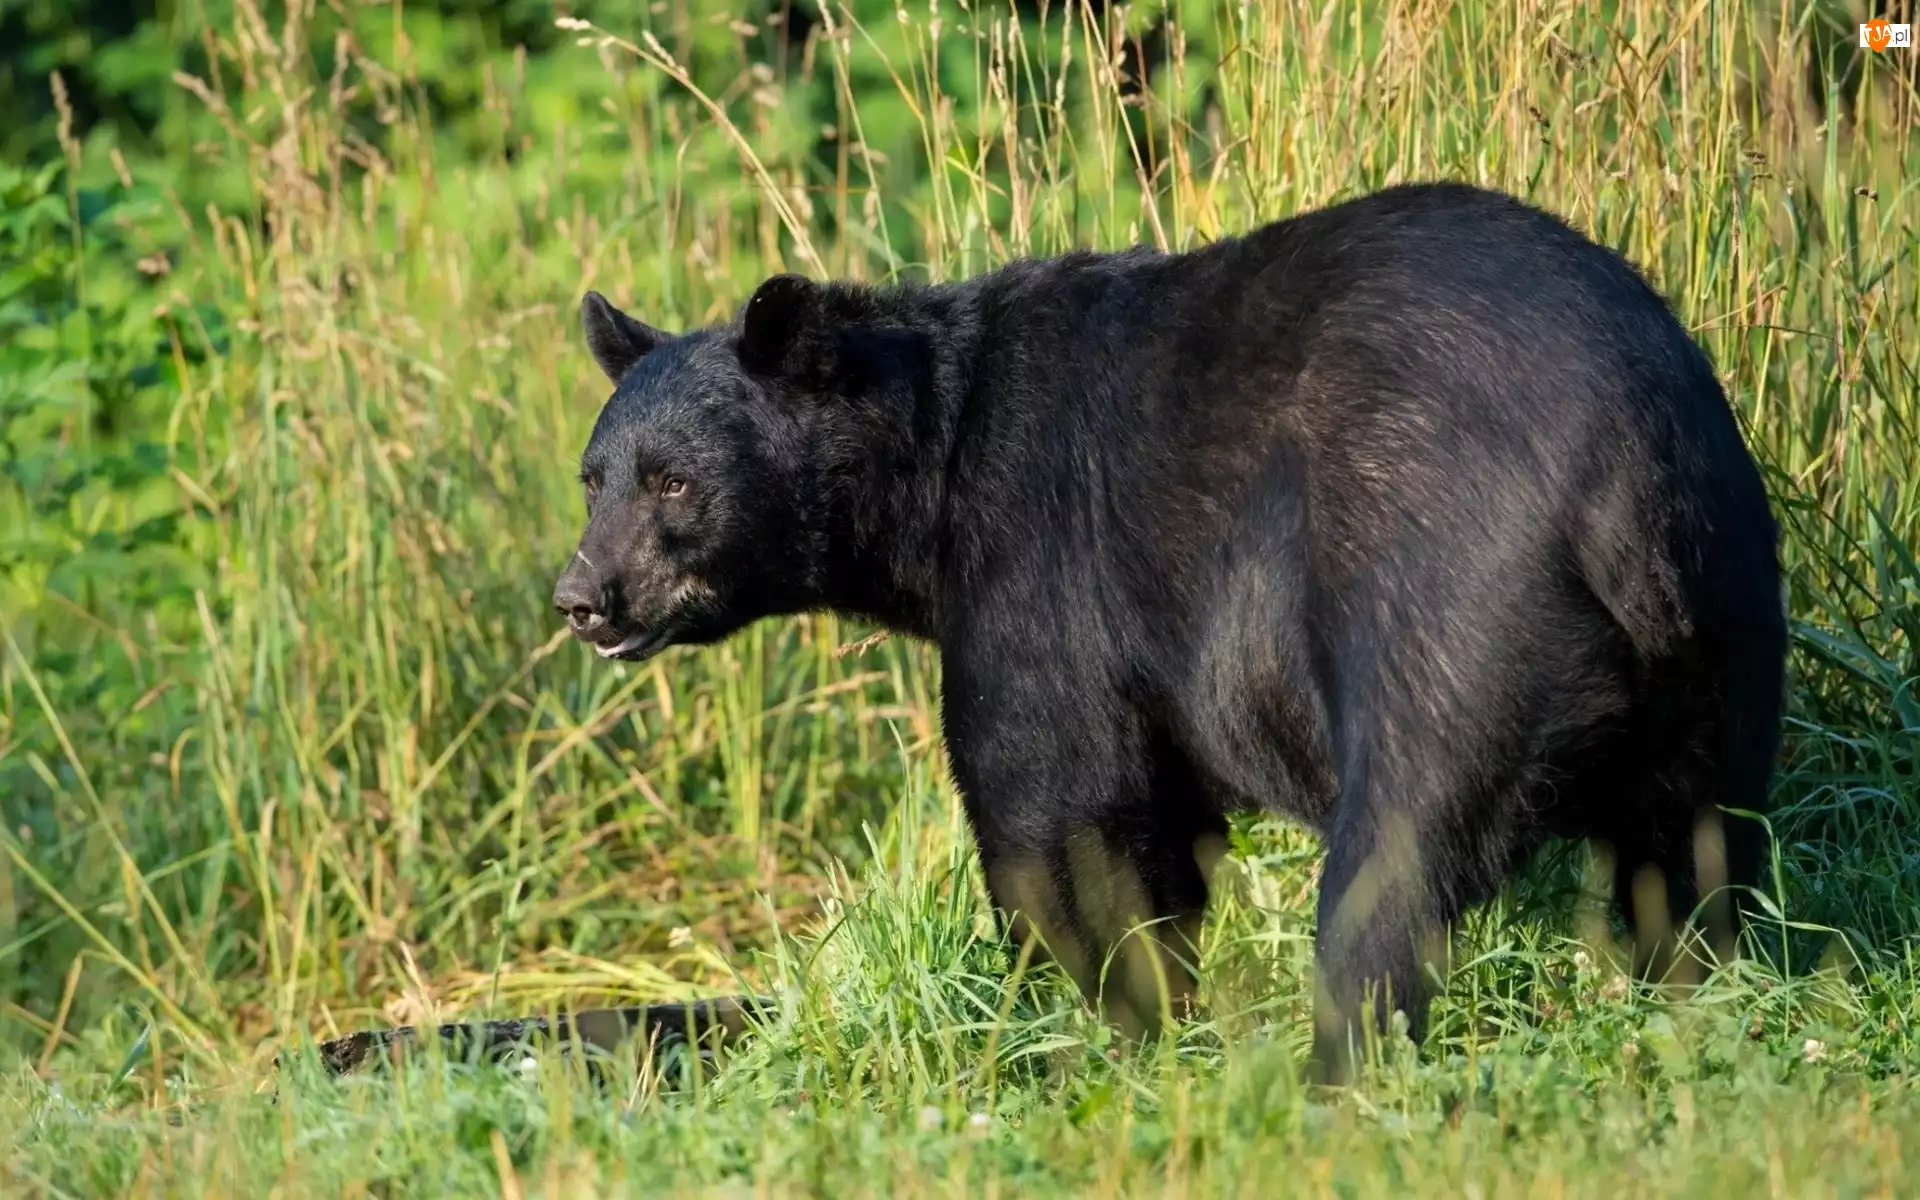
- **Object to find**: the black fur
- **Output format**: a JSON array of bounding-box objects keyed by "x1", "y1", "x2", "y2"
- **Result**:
[{"x1": 553, "y1": 182, "x2": 1787, "y2": 1084}]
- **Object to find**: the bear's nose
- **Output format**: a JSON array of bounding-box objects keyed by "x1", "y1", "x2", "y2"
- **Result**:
[{"x1": 552, "y1": 569, "x2": 608, "y2": 635}]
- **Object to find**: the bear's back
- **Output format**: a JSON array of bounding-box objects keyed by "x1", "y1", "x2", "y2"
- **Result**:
[
  {"x1": 948, "y1": 182, "x2": 1763, "y2": 598},
  {"x1": 937, "y1": 183, "x2": 1778, "y2": 787}
]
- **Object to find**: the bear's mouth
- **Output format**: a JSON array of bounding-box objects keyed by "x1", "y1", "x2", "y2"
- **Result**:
[{"x1": 592, "y1": 627, "x2": 675, "y2": 662}]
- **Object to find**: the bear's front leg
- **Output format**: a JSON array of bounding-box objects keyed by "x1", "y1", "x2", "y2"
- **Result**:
[
  {"x1": 978, "y1": 813, "x2": 1213, "y2": 1040},
  {"x1": 940, "y1": 658, "x2": 1219, "y2": 1040}
]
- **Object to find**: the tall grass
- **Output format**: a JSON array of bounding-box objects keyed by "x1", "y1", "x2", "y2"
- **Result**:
[{"x1": 3, "y1": 0, "x2": 1919, "y2": 1193}]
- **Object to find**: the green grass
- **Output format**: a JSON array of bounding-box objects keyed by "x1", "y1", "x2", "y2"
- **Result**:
[{"x1": 3, "y1": 0, "x2": 1919, "y2": 1194}]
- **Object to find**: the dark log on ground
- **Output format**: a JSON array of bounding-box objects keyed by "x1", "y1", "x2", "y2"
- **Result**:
[{"x1": 294, "y1": 996, "x2": 775, "y2": 1078}]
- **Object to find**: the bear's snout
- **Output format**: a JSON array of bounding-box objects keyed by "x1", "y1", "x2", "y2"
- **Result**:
[
  {"x1": 552, "y1": 556, "x2": 610, "y2": 636},
  {"x1": 551, "y1": 539, "x2": 694, "y2": 663}
]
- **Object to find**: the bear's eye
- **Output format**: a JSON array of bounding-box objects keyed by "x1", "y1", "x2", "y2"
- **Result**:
[
  {"x1": 661, "y1": 476, "x2": 688, "y2": 499},
  {"x1": 581, "y1": 473, "x2": 600, "y2": 502}
]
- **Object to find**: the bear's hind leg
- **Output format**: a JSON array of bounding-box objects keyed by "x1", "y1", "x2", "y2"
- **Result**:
[
  {"x1": 1309, "y1": 804, "x2": 1472, "y2": 1086},
  {"x1": 1606, "y1": 635, "x2": 1782, "y2": 980},
  {"x1": 1607, "y1": 759, "x2": 1771, "y2": 984},
  {"x1": 1308, "y1": 748, "x2": 1537, "y2": 1085}
]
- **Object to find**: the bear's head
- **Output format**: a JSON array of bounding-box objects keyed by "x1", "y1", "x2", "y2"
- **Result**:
[{"x1": 551, "y1": 275, "x2": 840, "y2": 662}]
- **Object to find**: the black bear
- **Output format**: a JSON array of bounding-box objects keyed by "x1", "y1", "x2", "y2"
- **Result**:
[{"x1": 551, "y1": 181, "x2": 1787, "y2": 1083}]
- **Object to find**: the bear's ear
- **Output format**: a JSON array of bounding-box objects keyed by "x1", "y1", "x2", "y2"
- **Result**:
[
  {"x1": 581, "y1": 291, "x2": 668, "y2": 383},
  {"x1": 739, "y1": 274, "x2": 832, "y2": 383}
]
